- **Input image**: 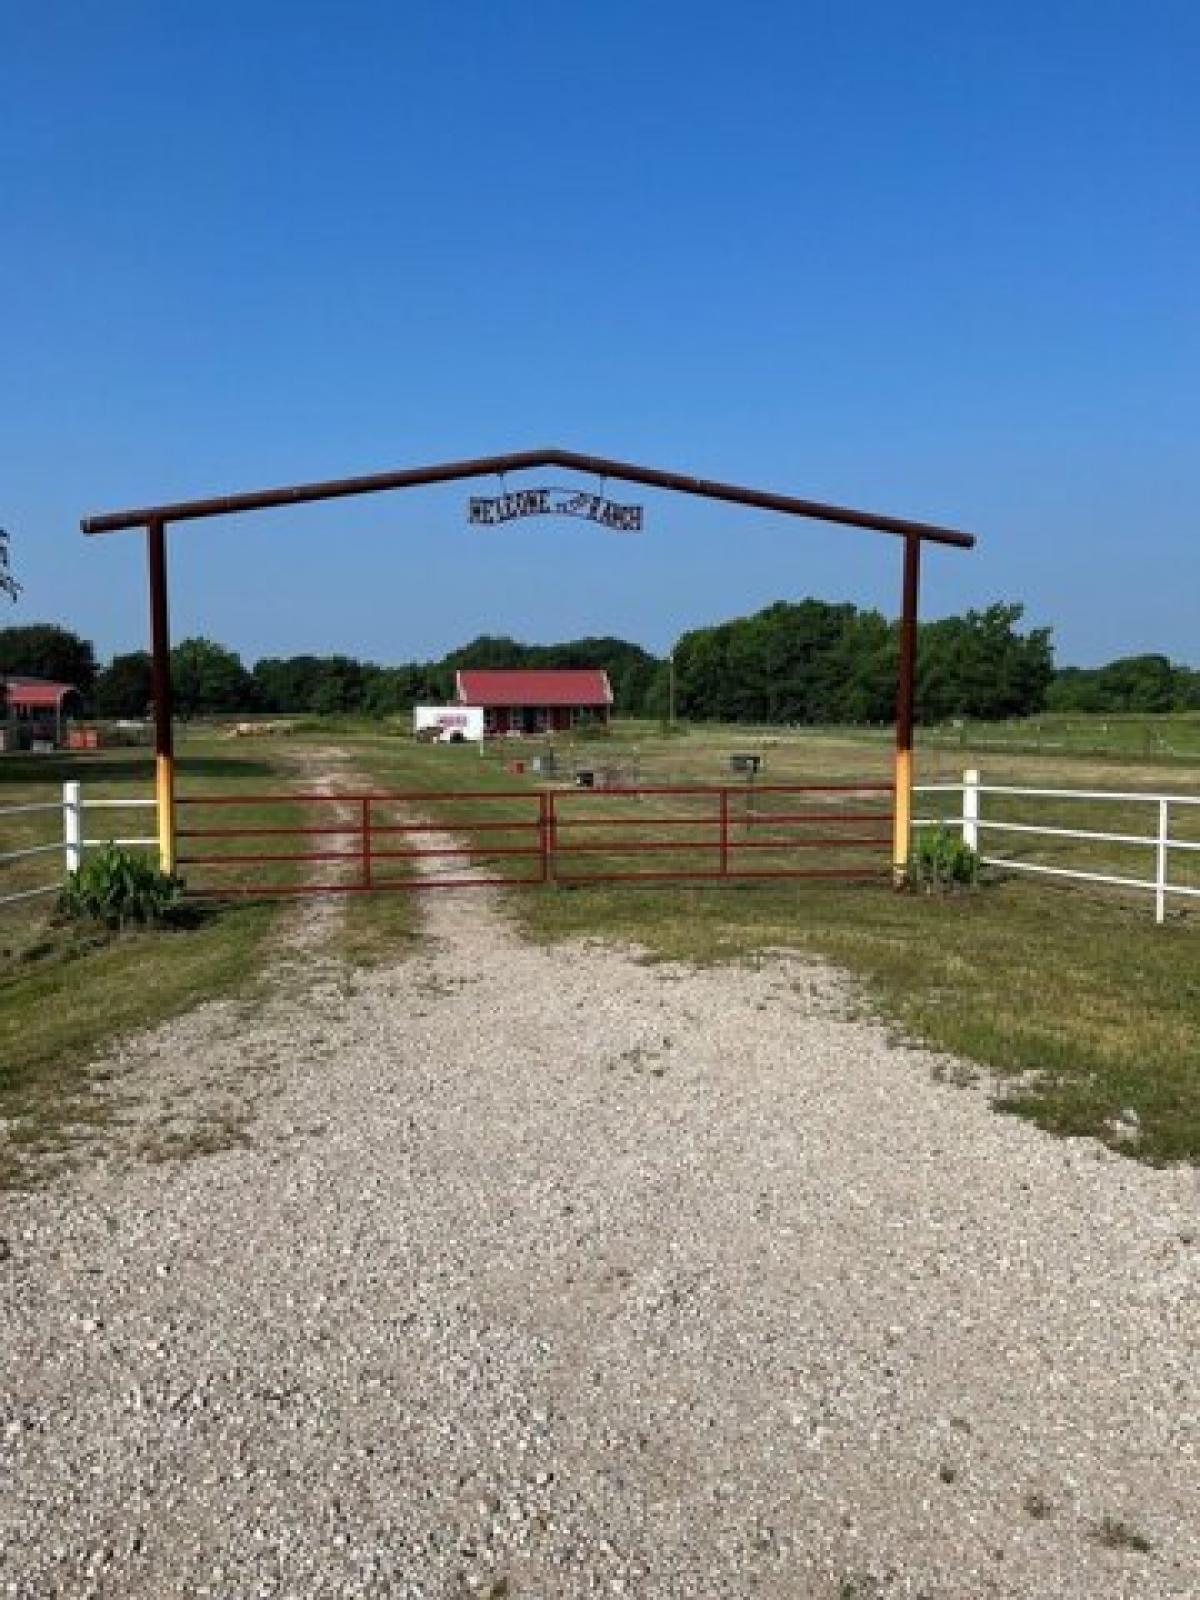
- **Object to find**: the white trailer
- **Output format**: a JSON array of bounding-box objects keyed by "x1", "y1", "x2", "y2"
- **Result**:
[{"x1": 413, "y1": 705, "x2": 484, "y2": 743}]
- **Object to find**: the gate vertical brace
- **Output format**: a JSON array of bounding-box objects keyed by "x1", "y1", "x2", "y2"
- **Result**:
[
  {"x1": 361, "y1": 797, "x2": 372, "y2": 888},
  {"x1": 147, "y1": 517, "x2": 177, "y2": 875},
  {"x1": 539, "y1": 792, "x2": 554, "y2": 883},
  {"x1": 893, "y1": 533, "x2": 921, "y2": 886},
  {"x1": 719, "y1": 788, "x2": 730, "y2": 876}
]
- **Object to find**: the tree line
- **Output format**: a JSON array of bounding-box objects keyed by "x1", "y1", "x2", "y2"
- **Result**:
[
  {"x1": 667, "y1": 600, "x2": 1059, "y2": 724},
  {"x1": 1046, "y1": 656, "x2": 1200, "y2": 714},
  {"x1": 1, "y1": 609, "x2": 1197, "y2": 725},
  {"x1": 0, "y1": 624, "x2": 659, "y2": 720}
]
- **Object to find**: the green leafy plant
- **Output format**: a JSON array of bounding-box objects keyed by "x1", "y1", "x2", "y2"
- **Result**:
[
  {"x1": 908, "y1": 825, "x2": 981, "y2": 893},
  {"x1": 59, "y1": 844, "x2": 183, "y2": 930}
]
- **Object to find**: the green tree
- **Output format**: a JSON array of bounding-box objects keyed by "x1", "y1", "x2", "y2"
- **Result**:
[
  {"x1": 667, "y1": 597, "x2": 1054, "y2": 725},
  {"x1": 253, "y1": 655, "x2": 325, "y2": 711},
  {"x1": 1045, "y1": 666, "x2": 1105, "y2": 713},
  {"x1": 362, "y1": 663, "x2": 444, "y2": 714},
  {"x1": 442, "y1": 635, "x2": 528, "y2": 671},
  {"x1": 171, "y1": 638, "x2": 253, "y2": 715},
  {"x1": 0, "y1": 623, "x2": 97, "y2": 694},
  {"x1": 253, "y1": 653, "x2": 375, "y2": 713},
  {"x1": 1047, "y1": 654, "x2": 1194, "y2": 714},
  {"x1": 642, "y1": 660, "x2": 673, "y2": 721},
  {"x1": 308, "y1": 656, "x2": 370, "y2": 714},
  {"x1": 1098, "y1": 654, "x2": 1176, "y2": 713},
  {"x1": 673, "y1": 623, "x2": 733, "y2": 721},
  {"x1": 93, "y1": 651, "x2": 154, "y2": 717},
  {"x1": 1176, "y1": 667, "x2": 1200, "y2": 710},
  {"x1": 917, "y1": 604, "x2": 1053, "y2": 721}
]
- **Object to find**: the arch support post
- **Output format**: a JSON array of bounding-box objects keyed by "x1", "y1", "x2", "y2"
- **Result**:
[
  {"x1": 147, "y1": 517, "x2": 177, "y2": 875},
  {"x1": 893, "y1": 534, "x2": 921, "y2": 887}
]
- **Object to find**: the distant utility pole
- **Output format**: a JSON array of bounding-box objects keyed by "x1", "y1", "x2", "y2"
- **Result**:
[{"x1": 668, "y1": 651, "x2": 676, "y2": 727}]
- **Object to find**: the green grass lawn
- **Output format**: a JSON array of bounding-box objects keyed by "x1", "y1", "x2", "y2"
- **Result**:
[{"x1": 919, "y1": 708, "x2": 1200, "y2": 766}]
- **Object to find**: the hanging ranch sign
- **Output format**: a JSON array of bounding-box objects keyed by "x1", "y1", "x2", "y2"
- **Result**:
[
  {"x1": 469, "y1": 487, "x2": 643, "y2": 532},
  {"x1": 0, "y1": 528, "x2": 21, "y2": 603}
]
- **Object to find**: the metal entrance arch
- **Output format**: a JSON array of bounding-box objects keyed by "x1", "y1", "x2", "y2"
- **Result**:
[{"x1": 81, "y1": 446, "x2": 977, "y2": 883}]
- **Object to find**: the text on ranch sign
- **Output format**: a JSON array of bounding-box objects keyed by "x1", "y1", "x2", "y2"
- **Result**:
[{"x1": 469, "y1": 487, "x2": 643, "y2": 532}]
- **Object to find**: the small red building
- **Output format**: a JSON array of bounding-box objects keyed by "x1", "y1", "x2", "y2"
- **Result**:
[
  {"x1": 1, "y1": 675, "x2": 83, "y2": 748},
  {"x1": 455, "y1": 668, "x2": 613, "y2": 736}
]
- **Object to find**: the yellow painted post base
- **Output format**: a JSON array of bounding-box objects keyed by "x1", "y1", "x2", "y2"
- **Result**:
[
  {"x1": 156, "y1": 753, "x2": 177, "y2": 875},
  {"x1": 892, "y1": 747, "x2": 913, "y2": 888}
]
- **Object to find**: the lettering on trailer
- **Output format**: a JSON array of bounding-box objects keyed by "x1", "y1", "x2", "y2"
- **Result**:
[{"x1": 469, "y1": 487, "x2": 643, "y2": 532}]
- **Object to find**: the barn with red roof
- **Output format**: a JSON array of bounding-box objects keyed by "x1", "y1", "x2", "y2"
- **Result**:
[
  {"x1": 1, "y1": 675, "x2": 84, "y2": 747},
  {"x1": 455, "y1": 668, "x2": 612, "y2": 736}
]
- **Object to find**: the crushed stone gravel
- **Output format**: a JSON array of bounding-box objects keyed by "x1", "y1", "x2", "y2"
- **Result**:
[{"x1": 2, "y1": 876, "x2": 1198, "y2": 1599}]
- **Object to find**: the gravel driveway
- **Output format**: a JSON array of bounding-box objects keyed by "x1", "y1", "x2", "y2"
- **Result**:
[{"x1": 2, "y1": 881, "x2": 1197, "y2": 1598}]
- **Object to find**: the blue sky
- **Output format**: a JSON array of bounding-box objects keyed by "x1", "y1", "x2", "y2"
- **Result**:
[{"x1": 4, "y1": 1, "x2": 1197, "y2": 668}]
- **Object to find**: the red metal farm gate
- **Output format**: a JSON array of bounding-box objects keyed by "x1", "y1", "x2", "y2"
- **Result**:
[{"x1": 175, "y1": 781, "x2": 895, "y2": 898}]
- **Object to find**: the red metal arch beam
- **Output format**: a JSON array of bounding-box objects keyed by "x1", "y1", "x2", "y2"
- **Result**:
[
  {"x1": 80, "y1": 447, "x2": 977, "y2": 883},
  {"x1": 81, "y1": 446, "x2": 974, "y2": 548}
]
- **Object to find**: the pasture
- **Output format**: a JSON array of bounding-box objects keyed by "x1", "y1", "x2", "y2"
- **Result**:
[{"x1": 1, "y1": 712, "x2": 1197, "y2": 1179}]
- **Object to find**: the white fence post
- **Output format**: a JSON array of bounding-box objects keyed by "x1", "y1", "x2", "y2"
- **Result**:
[
  {"x1": 1155, "y1": 798, "x2": 1169, "y2": 926},
  {"x1": 962, "y1": 768, "x2": 980, "y2": 852},
  {"x1": 63, "y1": 780, "x2": 82, "y2": 876}
]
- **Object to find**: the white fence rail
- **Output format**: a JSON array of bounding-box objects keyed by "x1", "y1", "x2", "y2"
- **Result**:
[
  {"x1": 5, "y1": 774, "x2": 1199, "y2": 924},
  {"x1": 915, "y1": 769, "x2": 1200, "y2": 924},
  {"x1": 0, "y1": 781, "x2": 156, "y2": 909}
]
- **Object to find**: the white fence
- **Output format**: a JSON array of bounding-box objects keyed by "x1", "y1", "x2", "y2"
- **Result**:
[
  {"x1": 4, "y1": 774, "x2": 1199, "y2": 923},
  {"x1": 0, "y1": 781, "x2": 156, "y2": 908},
  {"x1": 915, "y1": 769, "x2": 1200, "y2": 924}
]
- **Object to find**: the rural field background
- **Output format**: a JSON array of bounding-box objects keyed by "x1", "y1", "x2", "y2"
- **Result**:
[{"x1": 2, "y1": 710, "x2": 1198, "y2": 1181}]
